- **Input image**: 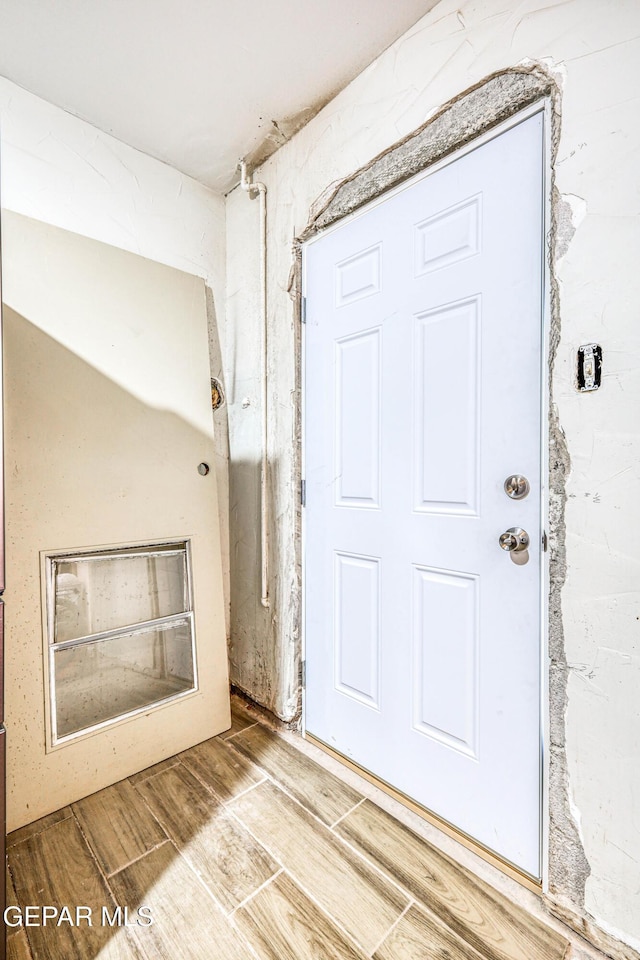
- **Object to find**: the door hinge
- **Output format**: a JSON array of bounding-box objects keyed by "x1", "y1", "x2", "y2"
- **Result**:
[
  {"x1": 542, "y1": 530, "x2": 548, "y2": 552},
  {"x1": 301, "y1": 296, "x2": 307, "y2": 324},
  {"x1": 300, "y1": 479, "x2": 306, "y2": 507},
  {"x1": 301, "y1": 660, "x2": 306, "y2": 686}
]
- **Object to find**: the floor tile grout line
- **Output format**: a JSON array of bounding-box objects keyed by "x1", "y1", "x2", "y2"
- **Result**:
[
  {"x1": 127, "y1": 716, "x2": 255, "y2": 789},
  {"x1": 223, "y1": 715, "x2": 550, "y2": 948},
  {"x1": 331, "y1": 813, "x2": 566, "y2": 959},
  {"x1": 367, "y1": 899, "x2": 415, "y2": 958},
  {"x1": 225, "y1": 805, "x2": 288, "y2": 874},
  {"x1": 169, "y1": 838, "x2": 241, "y2": 918},
  {"x1": 71, "y1": 771, "x2": 174, "y2": 881},
  {"x1": 275, "y1": 866, "x2": 386, "y2": 958},
  {"x1": 4, "y1": 857, "x2": 26, "y2": 944},
  {"x1": 225, "y1": 766, "x2": 418, "y2": 911},
  {"x1": 6, "y1": 926, "x2": 35, "y2": 960},
  {"x1": 119, "y1": 755, "x2": 563, "y2": 960},
  {"x1": 230, "y1": 714, "x2": 572, "y2": 945},
  {"x1": 129, "y1": 741, "x2": 285, "y2": 925},
  {"x1": 224, "y1": 716, "x2": 562, "y2": 956},
  {"x1": 6, "y1": 812, "x2": 74, "y2": 850},
  {"x1": 327, "y1": 816, "x2": 420, "y2": 904},
  {"x1": 165, "y1": 838, "x2": 264, "y2": 960},
  {"x1": 71, "y1": 789, "x2": 172, "y2": 884},
  {"x1": 221, "y1": 720, "x2": 259, "y2": 740},
  {"x1": 231, "y1": 769, "x2": 568, "y2": 960},
  {"x1": 129, "y1": 768, "x2": 279, "y2": 925},
  {"x1": 226, "y1": 717, "x2": 372, "y2": 824},
  {"x1": 224, "y1": 803, "x2": 401, "y2": 957},
  {"x1": 230, "y1": 867, "x2": 284, "y2": 915},
  {"x1": 221, "y1": 777, "x2": 267, "y2": 806},
  {"x1": 125, "y1": 766, "x2": 235, "y2": 889},
  {"x1": 172, "y1": 756, "x2": 227, "y2": 804},
  {"x1": 65, "y1": 808, "x2": 131, "y2": 932},
  {"x1": 228, "y1": 796, "x2": 370, "y2": 953},
  {"x1": 128, "y1": 758, "x2": 182, "y2": 787},
  {"x1": 130, "y1": 733, "x2": 414, "y2": 941},
  {"x1": 330, "y1": 796, "x2": 366, "y2": 829},
  {"x1": 177, "y1": 747, "x2": 265, "y2": 807},
  {"x1": 327, "y1": 812, "x2": 524, "y2": 948},
  {"x1": 106, "y1": 837, "x2": 173, "y2": 880},
  {"x1": 274, "y1": 866, "x2": 379, "y2": 958},
  {"x1": 8, "y1": 930, "x2": 34, "y2": 960},
  {"x1": 11, "y1": 808, "x2": 132, "y2": 959},
  {"x1": 222, "y1": 732, "x2": 366, "y2": 829},
  {"x1": 189, "y1": 728, "x2": 270, "y2": 799},
  {"x1": 69, "y1": 807, "x2": 115, "y2": 890},
  {"x1": 220, "y1": 733, "x2": 270, "y2": 772},
  {"x1": 8, "y1": 717, "x2": 581, "y2": 960}
]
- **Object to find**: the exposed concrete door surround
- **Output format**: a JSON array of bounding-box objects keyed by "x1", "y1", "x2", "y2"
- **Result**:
[{"x1": 303, "y1": 109, "x2": 546, "y2": 879}]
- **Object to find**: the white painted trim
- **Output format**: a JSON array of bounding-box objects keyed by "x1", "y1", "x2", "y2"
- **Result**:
[
  {"x1": 539, "y1": 97, "x2": 554, "y2": 894},
  {"x1": 300, "y1": 280, "x2": 308, "y2": 736}
]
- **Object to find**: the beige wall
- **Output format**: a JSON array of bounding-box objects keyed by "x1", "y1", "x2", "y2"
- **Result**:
[
  {"x1": 0, "y1": 77, "x2": 231, "y2": 638},
  {"x1": 224, "y1": 0, "x2": 640, "y2": 953},
  {"x1": 2, "y1": 212, "x2": 230, "y2": 829}
]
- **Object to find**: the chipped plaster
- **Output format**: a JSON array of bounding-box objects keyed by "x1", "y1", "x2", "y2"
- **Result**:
[
  {"x1": 224, "y1": 1, "x2": 640, "y2": 955},
  {"x1": 299, "y1": 68, "x2": 551, "y2": 239},
  {"x1": 295, "y1": 58, "x2": 592, "y2": 927}
]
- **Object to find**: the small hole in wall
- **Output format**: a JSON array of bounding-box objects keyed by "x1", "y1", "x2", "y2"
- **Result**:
[{"x1": 211, "y1": 377, "x2": 225, "y2": 410}]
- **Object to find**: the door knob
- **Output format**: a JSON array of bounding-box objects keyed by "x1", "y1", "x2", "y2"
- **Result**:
[
  {"x1": 504, "y1": 475, "x2": 530, "y2": 500},
  {"x1": 499, "y1": 527, "x2": 529, "y2": 553}
]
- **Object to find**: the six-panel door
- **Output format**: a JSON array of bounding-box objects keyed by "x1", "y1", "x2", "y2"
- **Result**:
[{"x1": 304, "y1": 113, "x2": 545, "y2": 877}]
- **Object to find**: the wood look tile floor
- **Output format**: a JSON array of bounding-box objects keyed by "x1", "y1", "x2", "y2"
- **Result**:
[{"x1": 5, "y1": 702, "x2": 571, "y2": 960}]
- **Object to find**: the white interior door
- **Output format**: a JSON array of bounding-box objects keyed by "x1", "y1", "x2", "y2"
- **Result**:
[
  {"x1": 2, "y1": 212, "x2": 230, "y2": 830},
  {"x1": 304, "y1": 112, "x2": 545, "y2": 877}
]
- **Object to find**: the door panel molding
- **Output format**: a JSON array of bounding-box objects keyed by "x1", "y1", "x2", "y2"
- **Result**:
[{"x1": 303, "y1": 111, "x2": 545, "y2": 875}]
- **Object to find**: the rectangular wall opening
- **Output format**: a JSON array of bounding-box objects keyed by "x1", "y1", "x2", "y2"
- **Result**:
[{"x1": 45, "y1": 541, "x2": 198, "y2": 745}]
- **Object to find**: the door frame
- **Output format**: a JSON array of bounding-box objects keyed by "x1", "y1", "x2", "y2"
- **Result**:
[{"x1": 298, "y1": 96, "x2": 554, "y2": 892}]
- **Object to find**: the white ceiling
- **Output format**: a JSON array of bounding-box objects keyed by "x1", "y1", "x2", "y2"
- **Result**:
[{"x1": 0, "y1": 0, "x2": 437, "y2": 193}]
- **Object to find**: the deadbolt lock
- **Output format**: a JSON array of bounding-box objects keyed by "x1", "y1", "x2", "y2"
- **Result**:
[
  {"x1": 504, "y1": 475, "x2": 530, "y2": 500},
  {"x1": 499, "y1": 527, "x2": 530, "y2": 553}
]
